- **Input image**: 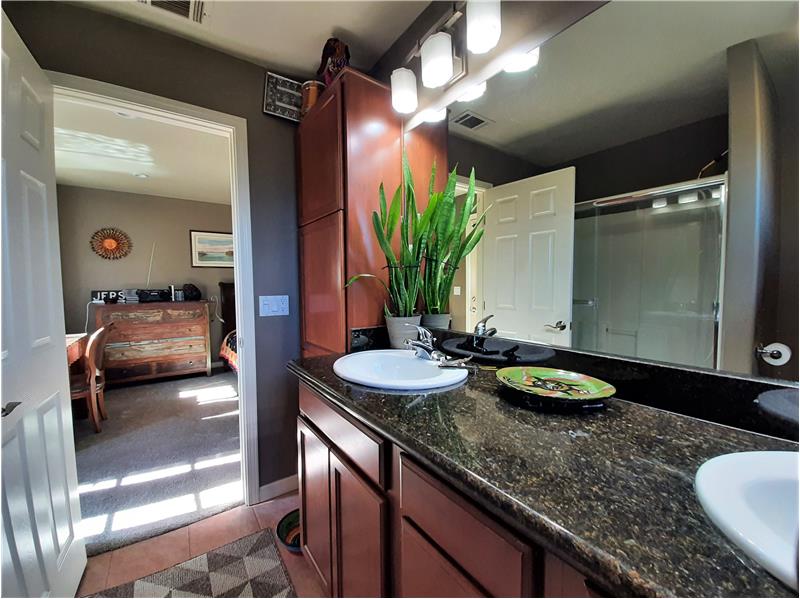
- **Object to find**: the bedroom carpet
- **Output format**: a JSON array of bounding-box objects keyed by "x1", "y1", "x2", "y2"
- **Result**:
[{"x1": 74, "y1": 371, "x2": 242, "y2": 556}]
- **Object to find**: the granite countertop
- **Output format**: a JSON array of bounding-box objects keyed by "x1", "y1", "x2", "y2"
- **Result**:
[{"x1": 288, "y1": 355, "x2": 798, "y2": 598}]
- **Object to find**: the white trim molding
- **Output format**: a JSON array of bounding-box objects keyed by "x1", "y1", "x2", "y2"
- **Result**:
[{"x1": 47, "y1": 72, "x2": 262, "y2": 506}]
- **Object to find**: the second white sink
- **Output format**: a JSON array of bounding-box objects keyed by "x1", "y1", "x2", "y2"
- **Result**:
[
  {"x1": 333, "y1": 349, "x2": 468, "y2": 390},
  {"x1": 695, "y1": 451, "x2": 798, "y2": 590}
]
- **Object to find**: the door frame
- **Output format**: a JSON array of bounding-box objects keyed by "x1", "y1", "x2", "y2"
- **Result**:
[
  {"x1": 454, "y1": 175, "x2": 491, "y2": 331},
  {"x1": 46, "y1": 72, "x2": 261, "y2": 506}
]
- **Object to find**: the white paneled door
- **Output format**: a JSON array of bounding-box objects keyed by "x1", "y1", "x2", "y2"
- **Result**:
[
  {"x1": 1, "y1": 16, "x2": 87, "y2": 598},
  {"x1": 482, "y1": 167, "x2": 576, "y2": 346}
]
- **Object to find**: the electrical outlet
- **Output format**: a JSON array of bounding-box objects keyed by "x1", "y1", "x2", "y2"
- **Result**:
[
  {"x1": 453, "y1": 286, "x2": 462, "y2": 296},
  {"x1": 259, "y1": 295, "x2": 289, "y2": 317}
]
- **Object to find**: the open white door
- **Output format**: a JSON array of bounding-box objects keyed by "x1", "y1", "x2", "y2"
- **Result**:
[
  {"x1": 482, "y1": 167, "x2": 576, "y2": 346},
  {"x1": 1, "y1": 16, "x2": 87, "y2": 598}
]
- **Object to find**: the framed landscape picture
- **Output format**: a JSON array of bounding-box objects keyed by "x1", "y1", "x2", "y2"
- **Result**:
[{"x1": 190, "y1": 230, "x2": 234, "y2": 268}]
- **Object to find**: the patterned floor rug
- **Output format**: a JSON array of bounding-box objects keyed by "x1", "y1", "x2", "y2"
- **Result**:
[{"x1": 94, "y1": 530, "x2": 296, "y2": 598}]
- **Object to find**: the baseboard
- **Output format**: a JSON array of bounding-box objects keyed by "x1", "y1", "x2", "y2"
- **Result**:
[{"x1": 257, "y1": 475, "x2": 297, "y2": 503}]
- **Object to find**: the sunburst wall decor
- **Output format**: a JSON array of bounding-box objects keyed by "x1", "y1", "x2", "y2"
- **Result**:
[{"x1": 90, "y1": 227, "x2": 132, "y2": 260}]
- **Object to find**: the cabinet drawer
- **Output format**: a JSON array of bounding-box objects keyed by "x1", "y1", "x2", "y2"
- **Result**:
[
  {"x1": 399, "y1": 454, "x2": 533, "y2": 597},
  {"x1": 400, "y1": 518, "x2": 485, "y2": 598},
  {"x1": 299, "y1": 384, "x2": 384, "y2": 488}
]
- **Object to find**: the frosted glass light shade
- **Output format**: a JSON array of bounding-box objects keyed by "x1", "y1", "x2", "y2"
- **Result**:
[
  {"x1": 458, "y1": 81, "x2": 487, "y2": 102},
  {"x1": 467, "y1": 0, "x2": 501, "y2": 54},
  {"x1": 391, "y1": 68, "x2": 418, "y2": 113},
  {"x1": 503, "y1": 47, "x2": 540, "y2": 73},
  {"x1": 422, "y1": 108, "x2": 447, "y2": 122},
  {"x1": 421, "y1": 32, "x2": 453, "y2": 88}
]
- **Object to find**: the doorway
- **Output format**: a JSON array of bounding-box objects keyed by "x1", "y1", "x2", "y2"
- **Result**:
[{"x1": 49, "y1": 73, "x2": 260, "y2": 550}]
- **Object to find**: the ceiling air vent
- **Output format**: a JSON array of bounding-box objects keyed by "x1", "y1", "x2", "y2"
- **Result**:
[
  {"x1": 451, "y1": 110, "x2": 492, "y2": 131},
  {"x1": 144, "y1": 0, "x2": 205, "y2": 24}
]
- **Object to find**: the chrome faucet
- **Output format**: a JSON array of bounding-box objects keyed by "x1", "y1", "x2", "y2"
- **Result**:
[
  {"x1": 473, "y1": 315, "x2": 497, "y2": 351},
  {"x1": 403, "y1": 325, "x2": 472, "y2": 368},
  {"x1": 404, "y1": 325, "x2": 443, "y2": 361},
  {"x1": 474, "y1": 314, "x2": 497, "y2": 337}
]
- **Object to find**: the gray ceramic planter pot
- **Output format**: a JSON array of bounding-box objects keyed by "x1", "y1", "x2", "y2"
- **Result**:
[
  {"x1": 385, "y1": 315, "x2": 422, "y2": 349},
  {"x1": 421, "y1": 313, "x2": 451, "y2": 330}
]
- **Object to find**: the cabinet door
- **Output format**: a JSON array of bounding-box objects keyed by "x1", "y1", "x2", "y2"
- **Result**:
[
  {"x1": 297, "y1": 418, "x2": 332, "y2": 594},
  {"x1": 329, "y1": 451, "x2": 386, "y2": 597},
  {"x1": 544, "y1": 553, "x2": 606, "y2": 598},
  {"x1": 298, "y1": 83, "x2": 343, "y2": 226},
  {"x1": 400, "y1": 518, "x2": 485, "y2": 598},
  {"x1": 299, "y1": 211, "x2": 346, "y2": 355}
]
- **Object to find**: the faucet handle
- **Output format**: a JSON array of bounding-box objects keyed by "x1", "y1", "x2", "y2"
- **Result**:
[
  {"x1": 474, "y1": 314, "x2": 495, "y2": 335},
  {"x1": 405, "y1": 323, "x2": 435, "y2": 345}
]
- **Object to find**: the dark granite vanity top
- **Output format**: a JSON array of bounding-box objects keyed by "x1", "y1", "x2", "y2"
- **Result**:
[{"x1": 289, "y1": 354, "x2": 798, "y2": 598}]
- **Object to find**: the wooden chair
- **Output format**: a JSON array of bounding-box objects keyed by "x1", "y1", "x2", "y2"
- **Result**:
[{"x1": 70, "y1": 322, "x2": 115, "y2": 433}]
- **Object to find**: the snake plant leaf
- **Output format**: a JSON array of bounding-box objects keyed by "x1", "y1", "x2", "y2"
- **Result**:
[
  {"x1": 372, "y1": 211, "x2": 398, "y2": 267},
  {"x1": 386, "y1": 185, "x2": 401, "y2": 240},
  {"x1": 378, "y1": 183, "x2": 387, "y2": 230}
]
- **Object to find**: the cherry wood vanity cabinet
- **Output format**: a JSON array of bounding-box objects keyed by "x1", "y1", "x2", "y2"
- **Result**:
[
  {"x1": 296, "y1": 67, "x2": 448, "y2": 357},
  {"x1": 296, "y1": 381, "x2": 611, "y2": 598},
  {"x1": 297, "y1": 384, "x2": 386, "y2": 597}
]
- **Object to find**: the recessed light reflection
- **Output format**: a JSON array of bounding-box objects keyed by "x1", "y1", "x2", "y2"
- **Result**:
[{"x1": 54, "y1": 128, "x2": 153, "y2": 164}]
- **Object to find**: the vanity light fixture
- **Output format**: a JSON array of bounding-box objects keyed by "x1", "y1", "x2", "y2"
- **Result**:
[
  {"x1": 421, "y1": 107, "x2": 447, "y2": 122},
  {"x1": 652, "y1": 198, "x2": 667, "y2": 209},
  {"x1": 390, "y1": 68, "x2": 418, "y2": 114},
  {"x1": 503, "y1": 47, "x2": 540, "y2": 73},
  {"x1": 678, "y1": 192, "x2": 698, "y2": 204},
  {"x1": 421, "y1": 32, "x2": 454, "y2": 88},
  {"x1": 467, "y1": 0, "x2": 502, "y2": 54},
  {"x1": 458, "y1": 81, "x2": 487, "y2": 102}
]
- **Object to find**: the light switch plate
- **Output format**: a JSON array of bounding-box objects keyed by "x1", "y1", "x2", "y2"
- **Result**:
[
  {"x1": 453, "y1": 286, "x2": 462, "y2": 296},
  {"x1": 259, "y1": 295, "x2": 289, "y2": 317}
]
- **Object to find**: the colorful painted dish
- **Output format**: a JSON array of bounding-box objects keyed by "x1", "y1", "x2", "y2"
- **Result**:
[
  {"x1": 496, "y1": 366, "x2": 616, "y2": 401},
  {"x1": 276, "y1": 509, "x2": 302, "y2": 553}
]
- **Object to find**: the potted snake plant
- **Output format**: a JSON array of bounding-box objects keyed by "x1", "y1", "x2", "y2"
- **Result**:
[
  {"x1": 346, "y1": 155, "x2": 439, "y2": 349},
  {"x1": 421, "y1": 167, "x2": 489, "y2": 329}
]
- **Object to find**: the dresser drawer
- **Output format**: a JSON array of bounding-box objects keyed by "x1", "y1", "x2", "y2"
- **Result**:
[
  {"x1": 105, "y1": 337, "x2": 207, "y2": 364},
  {"x1": 97, "y1": 304, "x2": 207, "y2": 326},
  {"x1": 110, "y1": 323, "x2": 207, "y2": 343},
  {"x1": 299, "y1": 383, "x2": 385, "y2": 487},
  {"x1": 399, "y1": 454, "x2": 533, "y2": 597}
]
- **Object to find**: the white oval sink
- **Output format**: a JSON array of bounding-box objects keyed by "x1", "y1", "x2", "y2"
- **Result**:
[
  {"x1": 333, "y1": 349, "x2": 468, "y2": 390},
  {"x1": 695, "y1": 451, "x2": 799, "y2": 589}
]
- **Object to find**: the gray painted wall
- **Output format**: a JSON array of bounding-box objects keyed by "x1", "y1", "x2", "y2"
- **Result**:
[
  {"x1": 57, "y1": 185, "x2": 233, "y2": 359},
  {"x1": 448, "y1": 115, "x2": 728, "y2": 198},
  {"x1": 4, "y1": 1, "x2": 300, "y2": 488},
  {"x1": 448, "y1": 135, "x2": 544, "y2": 185},
  {"x1": 556, "y1": 115, "x2": 729, "y2": 203},
  {"x1": 722, "y1": 40, "x2": 781, "y2": 377},
  {"x1": 773, "y1": 49, "x2": 799, "y2": 381}
]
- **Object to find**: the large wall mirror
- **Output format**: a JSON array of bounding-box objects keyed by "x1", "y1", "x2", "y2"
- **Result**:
[{"x1": 443, "y1": 1, "x2": 798, "y2": 382}]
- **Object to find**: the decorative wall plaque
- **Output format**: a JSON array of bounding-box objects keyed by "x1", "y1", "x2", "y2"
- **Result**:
[
  {"x1": 263, "y1": 71, "x2": 302, "y2": 122},
  {"x1": 90, "y1": 227, "x2": 132, "y2": 260}
]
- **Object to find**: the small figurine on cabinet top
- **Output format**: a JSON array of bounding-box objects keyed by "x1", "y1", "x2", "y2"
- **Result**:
[{"x1": 317, "y1": 37, "x2": 350, "y2": 86}]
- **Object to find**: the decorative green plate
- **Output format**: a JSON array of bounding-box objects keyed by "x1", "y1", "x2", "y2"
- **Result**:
[{"x1": 496, "y1": 366, "x2": 616, "y2": 400}]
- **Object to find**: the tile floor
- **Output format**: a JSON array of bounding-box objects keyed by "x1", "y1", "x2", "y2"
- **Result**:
[{"x1": 77, "y1": 492, "x2": 326, "y2": 598}]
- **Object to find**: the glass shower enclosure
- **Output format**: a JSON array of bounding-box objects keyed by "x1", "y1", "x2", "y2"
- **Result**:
[{"x1": 572, "y1": 176, "x2": 727, "y2": 370}]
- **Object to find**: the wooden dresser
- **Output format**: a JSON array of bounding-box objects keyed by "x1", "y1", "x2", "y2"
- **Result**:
[{"x1": 92, "y1": 301, "x2": 212, "y2": 384}]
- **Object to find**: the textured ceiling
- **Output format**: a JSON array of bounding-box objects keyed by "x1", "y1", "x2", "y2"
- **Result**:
[
  {"x1": 87, "y1": 0, "x2": 428, "y2": 77},
  {"x1": 54, "y1": 96, "x2": 232, "y2": 203},
  {"x1": 450, "y1": 1, "x2": 797, "y2": 166}
]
